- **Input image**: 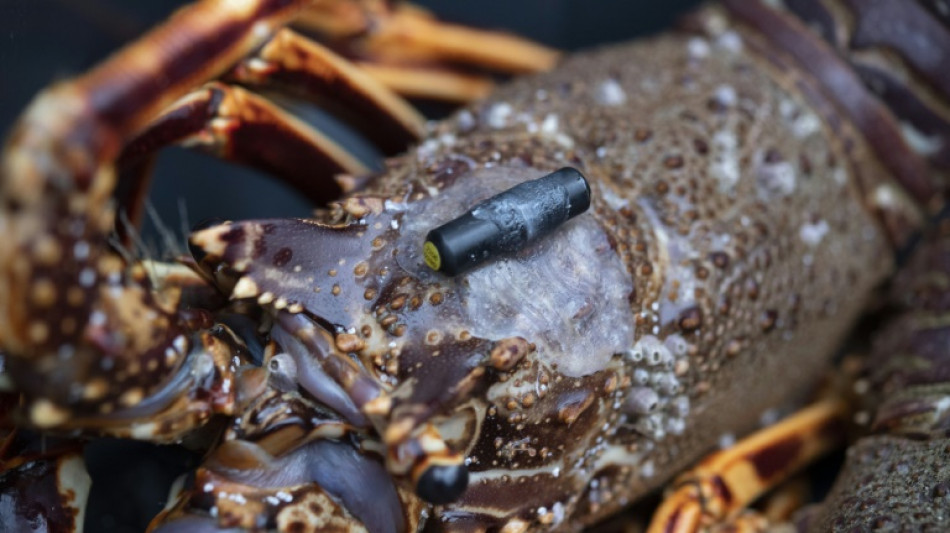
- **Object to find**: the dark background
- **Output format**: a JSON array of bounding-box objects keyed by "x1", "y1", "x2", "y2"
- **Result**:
[{"x1": 0, "y1": 1, "x2": 702, "y2": 531}]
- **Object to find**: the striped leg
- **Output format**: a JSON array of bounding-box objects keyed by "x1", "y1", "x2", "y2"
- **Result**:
[
  {"x1": 647, "y1": 399, "x2": 848, "y2": 533},
  {"x1": 295, "y1": 0, "x2": 560, "y2": 101}
]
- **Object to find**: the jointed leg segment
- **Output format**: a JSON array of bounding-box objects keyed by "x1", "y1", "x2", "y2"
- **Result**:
[{"x1": 648, "y1": 399, "x2": 848, "y2": 533}]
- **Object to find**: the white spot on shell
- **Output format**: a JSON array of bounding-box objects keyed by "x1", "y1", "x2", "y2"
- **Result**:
[
  {"x1": 73, "y1": 241, "x2": 89, "y2": 260},
  {"x1": 799, "y1": 220, "x2": 829, "y2": 246},
  {"x1": 78, "y1": 268, "x2": 95, "y2": 288},
  {"x1": 711, "y1": 130, "x2": 740, "y2": 190},
  {"x1": 541, "y1": 114, "x2": 559, "y2": 135},
  {"x1": 89, "y1": 310, "x2": 106, "y2": 327},
  {"x1": 833, "y1": 167, "x2": 848, "y2": 185},
  {"x1": 486, "y1": 102, "x2": 513, "y2": 129},
  {"x1": 594, "y1": 79, "x2": 627, "y2": 106},
  {"x1": 538, "y1": 114, "x2": 574, "y2": 149},
  {"x1": 718, "y1": 433, "x2": 736, "y2": 449},
  {"x1": 791, "y1": 113, "x2": 821, "y2": 138},
  {"x1": 640, "y1": 460, "x2": 655, "y2": 478},
  {"x1": 757, "y1": 160, "x2": 797, "y2": 198},
  {"x1": 252, "y1": 21, "x2": 271, "y2": 39},
  {"x1": 417, "y1": 139, "x2": 441, "y2": 159},
  {"x1": 759, "y1": 408, "x2": 781, "y2": 426},
  {"x1": 716, "y1": 31, "x2": 743, "y2": 52},
  {"x1": 551, "y1": 502, "x2": 565, "y2": 525},
  {"x1": 457, "y1": 110, "x2": 475, "y2": 131},
  {"x1": 687, "y1": 37, "x2": 710, "y2": 58},
  {"x1": 713, "y1": 85, "x2": 737, "y2": 106},
  {"x1": 873, "y1": 184, "x2": 898, "y2": 208}
]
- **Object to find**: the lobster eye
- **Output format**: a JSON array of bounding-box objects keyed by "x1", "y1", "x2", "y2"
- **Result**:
[{"x1": 416, "y1": 463, "x2": 469, "y2": 504}]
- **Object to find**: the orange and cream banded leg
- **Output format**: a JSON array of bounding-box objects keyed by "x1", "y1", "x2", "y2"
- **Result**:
[
  {"x1": 294, "y1": 0, "x2": 560, "y2": 101},
  {"x1": 647, "y1": 399, "x2": 849, "y2": 533}
]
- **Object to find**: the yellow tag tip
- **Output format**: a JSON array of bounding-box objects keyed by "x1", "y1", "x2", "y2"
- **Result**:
[{"x1": 423, "y1": 241, "x2": 441, "y2": 271}]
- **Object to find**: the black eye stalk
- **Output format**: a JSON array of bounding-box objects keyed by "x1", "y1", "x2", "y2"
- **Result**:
[
  {"x1": 416, "y1": 463, "x2": 470, "y2": 505},
  {"x1": 424, "y1": 167, "x2": 591, "y2": 276}
]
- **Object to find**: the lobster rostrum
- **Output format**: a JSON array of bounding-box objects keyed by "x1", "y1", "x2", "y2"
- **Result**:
[{"x1": 1, "y1": 0, "x2": 949, "y2": 532}]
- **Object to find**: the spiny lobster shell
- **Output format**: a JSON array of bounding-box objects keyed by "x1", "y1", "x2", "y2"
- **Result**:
[{"x1": 190, "y1": 5, "x2": 907, "y2": 530}]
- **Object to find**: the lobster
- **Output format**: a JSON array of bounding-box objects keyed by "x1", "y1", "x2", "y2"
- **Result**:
[{"x1": 1, "y1": 0, "x2": 948, "y2": 531}]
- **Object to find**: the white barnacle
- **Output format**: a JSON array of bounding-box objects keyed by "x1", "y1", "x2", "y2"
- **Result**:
[
  {"x1": 417, "y1": 138, "x2": 441, "y2": 159},
  {"x1": 791, "y1": 112, "x2": 821, "y2": 138},
  {"x1": 715, "y1": 31, "x2": 743, "y2": 52},
  {"x1": 687, "y1": 37, "x2": 710, "y2": 59},
  {"x1": 541, "y1": 114, "x2": 559, "y2": 135},
  {"x1": 594, "y1": 79, "x2": 627, "y2": 106},
  {"x1": 486, "y1": 102, "x2": 513, "y2": 129},
  {"x1": 633, "y1": 369, "x2": 649, "y2": 384},
  {"x1": 625, "y1": 387, "x2": 659, "y2": 415},
  {"x1": 457, "y1": 109, "x2": 476, "y2": 131}
]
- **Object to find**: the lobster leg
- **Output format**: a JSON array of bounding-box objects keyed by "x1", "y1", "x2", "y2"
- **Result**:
[
  {"x1": 150, "y1": 346, "x2": 423, "y2": 533},
  {"x1": 647, "y1": 399, "x2": 848, "y2": 533},
  {"x1": 354, "y1": 64, "x2": 496, "y2": 103},
  {"x1": 119, "y1": 81, "x2": 371, "y2": 209},
  {"x1": 0, "y1": 0, "x2": 314, "y2": 433},
  {"x1": 296, "y1": 0, "x2": 559, "y2": 72},
  {"x1": 227, "y1": 28, "x2": 425, "y2": 154},
  {"x1": 295, "y1": 0, "x2": 560, "y2": 101}
]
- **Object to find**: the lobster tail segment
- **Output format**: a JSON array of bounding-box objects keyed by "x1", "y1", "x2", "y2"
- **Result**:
[{"x1": 714, "y1": 0, "x2": 949, "y2": 215}]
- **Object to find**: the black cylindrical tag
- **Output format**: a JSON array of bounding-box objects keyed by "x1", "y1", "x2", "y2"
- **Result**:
[{"x1": 424, "y1": 167, "x2": 591, "y2": 276}]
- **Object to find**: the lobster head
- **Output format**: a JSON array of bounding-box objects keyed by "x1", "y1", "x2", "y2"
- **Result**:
[{"x1": 189, "y1": 163, "x2": 636, "y2": 530}]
